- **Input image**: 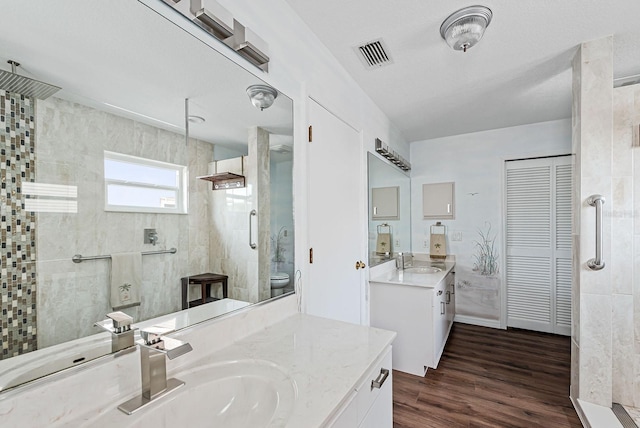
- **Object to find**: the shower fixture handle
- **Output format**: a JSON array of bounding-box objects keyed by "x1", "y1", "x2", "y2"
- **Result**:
[{"x1": 587, "y1": 194, "x2": 605, "y2": 271}]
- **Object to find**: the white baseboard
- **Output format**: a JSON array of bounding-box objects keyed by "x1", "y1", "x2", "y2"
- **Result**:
[
  {"x1": 571, "y1": 396, "x2": 623, "y2": 428},
  {"x1": 454, "y1": 314, "x2": 502, "y2": 329}
]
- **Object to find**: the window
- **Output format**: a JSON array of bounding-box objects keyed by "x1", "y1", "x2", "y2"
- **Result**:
[{"x1": 104, "y1": 151, "x2": 187, "y2": 214}]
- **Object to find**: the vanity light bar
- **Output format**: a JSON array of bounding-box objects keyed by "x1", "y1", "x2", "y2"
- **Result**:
[
  {"x1": 375, "y1": 138, "x2": 411, "y2": 172},
  {"x1": 162, "y1": 0, "x2": 270, "y2": 72}
]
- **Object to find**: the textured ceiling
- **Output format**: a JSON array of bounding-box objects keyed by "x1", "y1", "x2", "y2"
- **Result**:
[{"x1": 284, "y1": 0, "x2": 640, "y2": 142}]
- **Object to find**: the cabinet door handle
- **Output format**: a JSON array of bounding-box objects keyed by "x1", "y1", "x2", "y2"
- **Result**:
[
  {"x1": 371, "y1": 368, "x2": 389, "y2": 390},
  {"x1": 441, "y1": 301, "x2": 445, "y2": 315},
  {"x1": 447, "y1": 203, "x2": 451, "y2": 214},
  {"x1": 446, "y1": 290, "x2": 451, "y2": 304}
]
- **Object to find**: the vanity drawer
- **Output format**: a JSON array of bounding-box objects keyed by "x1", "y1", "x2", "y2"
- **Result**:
[{"x1": 356, "y1": 346, "x2": 393, "y2": 426}]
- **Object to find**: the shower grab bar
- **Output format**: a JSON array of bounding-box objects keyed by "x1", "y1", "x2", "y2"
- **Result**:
[
  {"x1": 587, "y1": 194, "x2": 605, "y2": 271},
  {"x1": 72, "y1": 248, "x2": 177, "y2": 263},
  {"x1": 249, "y1": 209, "x2": 257, "y2": 249}
]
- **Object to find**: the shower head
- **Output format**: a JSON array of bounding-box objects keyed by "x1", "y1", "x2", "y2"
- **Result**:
[{"x1": 0, "y1": 60, "x2": 61, "y2": 100}]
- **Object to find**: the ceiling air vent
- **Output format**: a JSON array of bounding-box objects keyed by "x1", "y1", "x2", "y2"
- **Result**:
[{"x1": 355, "y1": 38, "x2": 393, "y2": 69}]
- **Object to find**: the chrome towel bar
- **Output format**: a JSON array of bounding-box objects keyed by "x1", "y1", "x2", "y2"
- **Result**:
[
  {"x1": 587, "y1": 194, "x2": 605, "y2": 271},
  {"x1": 72, "y1": 248, "x2": 177, "y2": 263}
]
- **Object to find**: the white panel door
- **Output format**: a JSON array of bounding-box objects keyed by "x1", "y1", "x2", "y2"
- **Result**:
[
  {"x1": 307, "y1": 99, "x2": 364, "y2": 324},
  {"x1": 505, "y1": 156, "x2": 572, "y2": 335}
]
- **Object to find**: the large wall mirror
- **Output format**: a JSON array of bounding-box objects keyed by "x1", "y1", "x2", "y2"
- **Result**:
[
  {"x1": 368, "y1": 152, "x2": 411, "y2": 267},
  {"x1": 0, "y1": 1, "x2": 294, "y2": 390}
]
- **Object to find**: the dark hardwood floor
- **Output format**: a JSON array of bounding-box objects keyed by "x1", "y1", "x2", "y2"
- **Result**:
[{"x1": 393, "y1": 323, "x2": 582, "y2": 428}]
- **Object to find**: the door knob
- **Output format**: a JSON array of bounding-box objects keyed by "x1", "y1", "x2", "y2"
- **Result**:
[{"x1": 355, "y1": 260, "x2": 366, "y2": 270}]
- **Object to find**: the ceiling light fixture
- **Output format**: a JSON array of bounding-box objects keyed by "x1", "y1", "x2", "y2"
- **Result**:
[
  {"x1": 440, "y1": 5, "x2": 492, "y2": 53},
  {"x1": 246, "y1": 84, "x2": 278, "y2": 111}
]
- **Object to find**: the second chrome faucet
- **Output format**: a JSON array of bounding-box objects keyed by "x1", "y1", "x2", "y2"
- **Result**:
[{"x1": 118, "y1": 326, "x2": 192, "y2": 415}]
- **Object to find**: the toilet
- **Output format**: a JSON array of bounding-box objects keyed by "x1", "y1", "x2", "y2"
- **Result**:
[{"x1": 270, "y1": 272, "x2": 290, "y2": 297}]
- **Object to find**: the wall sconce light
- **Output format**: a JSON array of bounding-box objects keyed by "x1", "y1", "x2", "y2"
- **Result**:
[
  {"x1": 375, "y1": 138, "x2": 411, "y2": 172},
  {"x1": 228, "y1": 20, "x2": 270, "y2": 72},
  {"x1": 189, "y1": 0, "x2": 234, "y2": 40},
  {"x1": 247, "y1": 84, "x2": 278, "y2": 111}
]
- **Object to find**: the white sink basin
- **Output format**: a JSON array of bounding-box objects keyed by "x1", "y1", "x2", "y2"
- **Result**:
[
  {"x1": 404, "y1": 266, "x2": 442, "y2": 274},
  {"x1": 75, "y1": 359, "x2": 297, "y2": 428}
]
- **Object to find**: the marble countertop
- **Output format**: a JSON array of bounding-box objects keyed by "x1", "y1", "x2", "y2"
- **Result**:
[
  {"x1": 369, "y1": 261, "x2": 456, "y2": 288},
  {"x1": 199, "y1": 313, "x2": 397, "y2": 427},
  {"x1": 65, "y1": 313, "x2": 396, "y2": 428}
]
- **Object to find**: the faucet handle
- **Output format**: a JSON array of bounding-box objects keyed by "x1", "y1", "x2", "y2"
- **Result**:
[
  {"x1": 139, "y1": 326, "x2": 192, "y2": 360},
  {"x1": 95, "y1": 311, "x2": 135, "y2": 335},
  {"x1": 140, "y1": 325, "x2": 174, "y2": 345},
  {"x1": 107, "y1": 311, "x2": 133, "y2": 332}
]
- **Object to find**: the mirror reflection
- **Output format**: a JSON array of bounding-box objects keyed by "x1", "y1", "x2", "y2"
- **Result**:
[
  {"x1": 0, "y1": 0, "x2": 294, "y2": 381},
  {"x1": 367, "y1": 152, "x2": 411, "y2": 267}
]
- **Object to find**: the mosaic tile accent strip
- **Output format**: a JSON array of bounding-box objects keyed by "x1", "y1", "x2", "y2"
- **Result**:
[{"x1": 0, "y1": 90, "x2": 37, "y2": 360}]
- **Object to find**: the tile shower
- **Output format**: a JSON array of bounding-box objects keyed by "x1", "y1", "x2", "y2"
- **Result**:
[{"x1": 0, "y1": 90, "x2": 37, "y2": 359}]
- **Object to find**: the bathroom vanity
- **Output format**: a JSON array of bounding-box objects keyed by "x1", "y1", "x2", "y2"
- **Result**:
[
  {"x1": 369, "y1": 259, "x2": 455, "y2": 376},
  {"x1": 0, "y1": 295, "x2": 396, "y2": 427}
]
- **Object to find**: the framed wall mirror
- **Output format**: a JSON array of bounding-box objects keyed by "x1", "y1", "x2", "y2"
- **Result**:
[
  {"x1": 367, "y1": 152, "x2": 411, "y2": 267},
  {"x1": 0, "y1": 0, "x2": 294, "y2": 391}
]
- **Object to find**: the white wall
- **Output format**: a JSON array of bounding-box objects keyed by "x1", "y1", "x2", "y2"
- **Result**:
[{"x1": 410, "y1": 119, "x2": 572, "y2": 325}]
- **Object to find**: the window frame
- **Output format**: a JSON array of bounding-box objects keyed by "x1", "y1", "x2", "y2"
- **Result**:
[{"x1": 103, "y1": 151, "x2": 188, "y2": 214}]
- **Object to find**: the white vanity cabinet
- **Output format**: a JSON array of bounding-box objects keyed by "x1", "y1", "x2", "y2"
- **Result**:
[
  {"x1": 328, "y1": 346, "x2": 393, "y2": 427},
  {"x1": 370, "y1": 270, "x2": 455, "y2": 376}
]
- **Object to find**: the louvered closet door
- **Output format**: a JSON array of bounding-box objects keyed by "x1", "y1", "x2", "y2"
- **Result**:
[{"x1": 506, "y1": 156, "x2": 572, "y2": 335}]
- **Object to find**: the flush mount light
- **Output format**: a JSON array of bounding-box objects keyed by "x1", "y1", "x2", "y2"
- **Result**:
[
  {"x1": 246, "y1": 84, "x2": 278, "y2": 111},
  {"x1": 440, "y1": 5, "x2": 492, "y2": 53}
]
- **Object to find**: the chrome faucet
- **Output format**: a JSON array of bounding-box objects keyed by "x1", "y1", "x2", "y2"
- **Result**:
[
  {"x1": 95, "y1": 311, "x2": 136, "y2": 354},
  {"x1": 118, "y1": 326, "x2": 192, "y2": 415},
  {"x1": 396, "y1": 252, "x2": 413, "y2": 270}
]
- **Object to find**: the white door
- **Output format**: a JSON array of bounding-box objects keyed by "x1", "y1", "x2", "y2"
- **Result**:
[
  {"x1": 505, "y1": 156, "x2": 572, "y2": 335},
  {"x1": 307, "y1": 99, "x2": 364, "y2": 324}
]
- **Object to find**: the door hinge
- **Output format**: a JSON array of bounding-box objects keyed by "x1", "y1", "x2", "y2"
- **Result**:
[
  {"x1": 309, "y1": 247, "x2": 313, "y2": 263},
  {"x1": 308, "y1": 125, "x2": 313, "y2": 142}
]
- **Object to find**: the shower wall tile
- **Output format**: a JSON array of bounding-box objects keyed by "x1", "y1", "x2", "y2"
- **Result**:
[
  {"x1": 572, "y1": 234, "x2": 581, "y2": 346},
  {"x1": 0, "y1": 91, "x2": 37, "y2": 360},
  {"x1": 250, "y1": 127, "x2": 271, "y2": 302},
  {"x1": 34, "y1": 97, "x2": 209, "y2": 348},
  {"x1": 208, "y1": 127, "x2": 271, "y2": 304},
  {"x1": 573, "y1": 37, "x2": 616, "y2": 407},
  {"x1": 579, "y1": 293, "x2": 612, "y2": 405},
  {"x1": 613, "y1": 293, "x2": 634, "y2": 405},
  {"x1": 612, "y1": 85, "x2": 640, "y2": 407},
  {"x1": 612, "y1": 218, "x2": 633, "y2": 295},
  {"x1": 571, "y1": 49, "x2": 582, "y2": 354}
]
